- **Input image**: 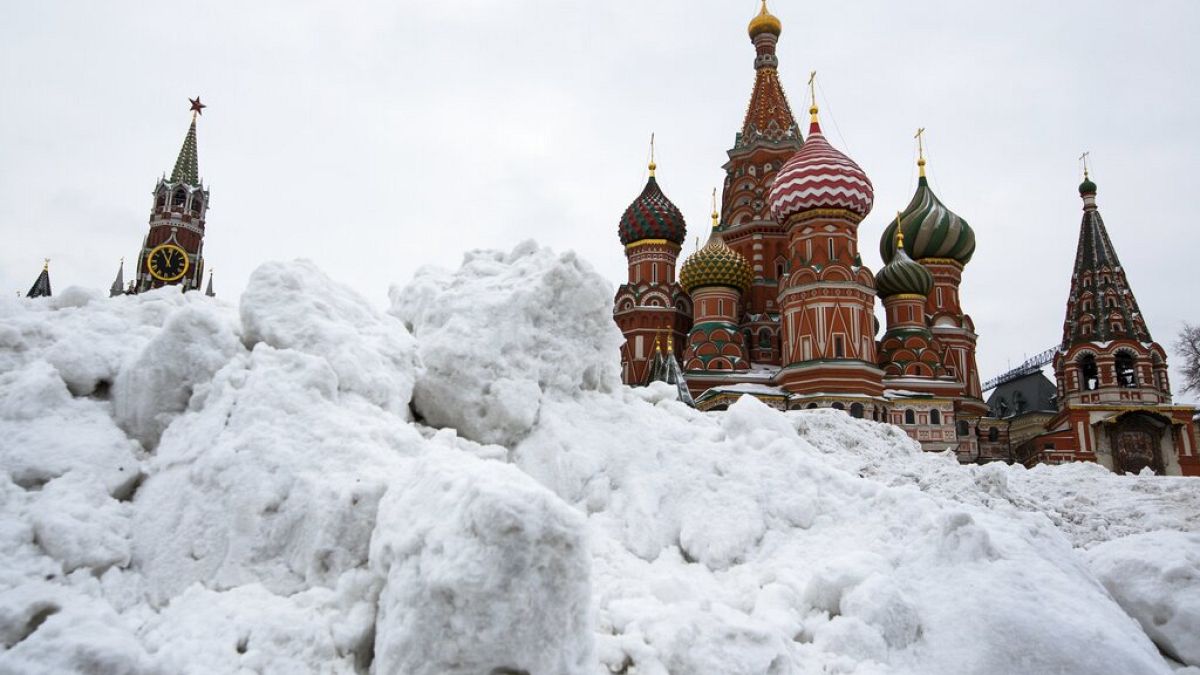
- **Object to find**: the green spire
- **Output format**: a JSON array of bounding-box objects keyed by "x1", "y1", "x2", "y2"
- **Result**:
[{"x1": 170, "y1": 116, "x2": 200, "y2": 185}]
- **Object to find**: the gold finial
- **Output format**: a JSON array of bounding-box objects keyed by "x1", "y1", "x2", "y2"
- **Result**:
[
  {"x1": 654, "y1": 332, "x2": 662, "y2": 353},
  {"x1": 1080, "y1": 151, "x2": 1091, "y2": 179},
  {"x1": 667, "y1": 333, "x2": 674, "y2": 353},
  {"x1": 807, "y1": 71, "x2": 819, "y2": 122},
  {"x1": 914, "y1": 128, "x2": 927, "y2": 177},
  {"x1": 711, "y1": 187, "x2": 719, "y2": 229},
  {"x1": 895, "y1": 211, "x2": 906, "y2": 251},
  {"x1": 43, "y1": 258, "x2": 50, "y2": 271},
  {"x1": 648, "y1": 133, "x2": 656, "y2": 176}
]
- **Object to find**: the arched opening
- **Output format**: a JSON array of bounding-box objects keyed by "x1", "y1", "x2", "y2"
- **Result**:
[
  {"x1": 1115, "y1": 351, "x2": 1137, "y2": 388},
  {"x1": 930, "y1": 409, "x2": 941, "y2": 425},
  {"x1": 904, "y1": 409, "x2": 915, "y2": 425},
  {"x1": 156, "y1": 191, "x2": 166, "y2": 209},
  {"x1": 988, "y1": 427, "x2": 999, "y2": 442},
  {"x1": 173, "y1": 189, "x2": 187, "y2": 209},
  {"x1": 1079, "y1": 354, "x2": 1099, "y2": 391},
  {"x1": 850, "y1": 402, "x2": 864, "y2": 419},
  {"x1": 957, "y1": 420, "x2": 970, "y2": 437},
  {"x1": 832, "y1": 402, "x2": 845, "y2": 411},
  {"x1": 805, "y1": 402, "x2": 818, "y2": 410},
  {"x1": 190, "y1": 197, "x2": 203, "y2": 216}
]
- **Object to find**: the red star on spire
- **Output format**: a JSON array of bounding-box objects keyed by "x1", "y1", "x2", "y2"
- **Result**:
[{"x1": 189, "y1": 96, "x2": 206, "y2": 116}]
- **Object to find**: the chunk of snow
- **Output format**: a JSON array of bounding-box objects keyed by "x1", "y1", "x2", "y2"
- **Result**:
[
  {"x1": 369, "y1": 450, "x2": 593, "y2": 675},
  {"x1": 1088, "y1": 531, "x2": 1200, "y2": 667}
]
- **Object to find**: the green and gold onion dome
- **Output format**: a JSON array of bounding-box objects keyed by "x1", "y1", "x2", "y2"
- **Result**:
[
  {"x1": 680, "y1": 210, "x2": 753, "y2": 295},
  {"x1": 748, "y1": 0, "x2": 782, "y2": 38},
  {"x1": 618, "y1": 161, "x2": 687, "y2": 246},
  {"x1": 880, "y1": 163, "x2": 975, "y2": 265},
  {"x1": 875, "y1": 227, "x2": 934, "y2": 298}
]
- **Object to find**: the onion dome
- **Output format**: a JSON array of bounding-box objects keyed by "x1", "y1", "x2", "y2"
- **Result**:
[
  {"x1": 769, "y1": 106, "x2": 874, "y2": 223},
  {"x1": 879, "y1": 158, "x2": 974, "y2": 265},
  {"x1": 1079, "y1": 172, "x2": 1097, "y2": 196},
  {"x1": 748, "y1": 0, "x2": 782, "y2": 38},
  {"x1": 875, "y1": 228, "x2": 933, "y2": 298},
  {"x1": 680, "y1": 207, "x2": 753, "y2": 295},
  {"x1": 618, "y1": 161, "x2": 687, "y2": 246}
]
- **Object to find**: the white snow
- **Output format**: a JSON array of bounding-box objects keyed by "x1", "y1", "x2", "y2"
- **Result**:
[{"x1": 1, "y1": 243, "x2": 1198, "y2": 675}]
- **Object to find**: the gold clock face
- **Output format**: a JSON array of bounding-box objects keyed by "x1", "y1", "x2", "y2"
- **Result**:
[{"x1": 147, "y1": 243, "x2": 190, "y2": 282}]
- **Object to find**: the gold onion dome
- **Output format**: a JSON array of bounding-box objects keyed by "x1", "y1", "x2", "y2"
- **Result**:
[
  {"x1": 680, "y1": 214, "x2": 753, "y2": 295},
  {"x1": 748, "y1": 0, "x2": 782, "y2": 38}
]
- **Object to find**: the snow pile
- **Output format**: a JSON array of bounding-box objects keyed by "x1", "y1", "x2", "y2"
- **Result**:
[
  {"x1": 1088, "y1": 531, "x2": 1200, "y2": 666},
  {"x1": 2, "y1": 243, "x2": 1199, "y2": 675},
  {"x1": 392, "y1": 241, "x2": 623, "y2": 446}
]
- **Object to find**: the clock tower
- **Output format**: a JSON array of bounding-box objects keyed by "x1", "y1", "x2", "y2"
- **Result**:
[{"x1": 134, "y1": 98, "x2": 210, "y2": 293}]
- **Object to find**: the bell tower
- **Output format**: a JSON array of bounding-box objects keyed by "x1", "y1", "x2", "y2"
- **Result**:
[{"x1": 134, "y1": 98, "x2": 210, "y2": 293}]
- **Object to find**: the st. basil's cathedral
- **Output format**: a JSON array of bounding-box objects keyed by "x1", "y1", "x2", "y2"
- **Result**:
[
  {"x1": 19, "y1": 4, "x2": 1198, "y2": 476},
  {"x1": 611, "y1": 2, "x2": 1199, "y2": 476}
]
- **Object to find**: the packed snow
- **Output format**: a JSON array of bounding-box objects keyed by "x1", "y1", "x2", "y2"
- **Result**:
[{"x1": 1, "y1": 242, "x2": 1198, "y2": 674}]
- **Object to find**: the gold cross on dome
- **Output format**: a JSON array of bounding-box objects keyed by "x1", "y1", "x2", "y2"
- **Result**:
[
  {"x1": 1080, "y1": 151, "x2": 1091, "y2": 178},
  {"x1": 914, "y1": 128, "x2": 926, "y2": 160}
]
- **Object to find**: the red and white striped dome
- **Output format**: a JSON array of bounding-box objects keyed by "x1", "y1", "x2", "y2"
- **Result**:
[{"x1": 769, "y1": 121, "x2": 874, "y2": 222}]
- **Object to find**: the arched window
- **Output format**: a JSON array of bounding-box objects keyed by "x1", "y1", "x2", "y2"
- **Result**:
[
  {"x1": 930, "y1": 409, "x2": 941, "y2": 425},
  {"x1": 904, "y1": 409, "x2": 915, "y2": 425},
  {"x1": 850, "y1": 402, "x2": 864, "y2": 419},
  {"x1": 1079, "y1": 354, "x2": 1099, "y2": 391},
  {"x1": 957, "y1": 420, "x2": 970, "y2": 437},
  {"x1": 173, "y1": 189, "x2": 187, "y2": 208},
  {"x1": 988, "y1": 427, "x2": 999, "y2": 442},
  {"x1": 806, "y1": 402, "x2": 818, "y2": 410},
  {"x1": 1115, "y1": 351, "x2": 1137, "y2": 388},
  {"x1": 156, "y1": 191, "x2": 166, "y2": 209},
  {"x1": 832, "y1": 402, "x2": 845, "y2": 411},
  {"x1": 190, "y1": 197, "x2": 203, "y2": 216}
]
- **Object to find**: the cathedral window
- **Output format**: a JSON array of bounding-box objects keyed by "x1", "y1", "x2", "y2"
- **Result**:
[
  {"x1": 1115, "y1": 351, "x2": 1137, "y2": 388},
  {"x1": 957, "y1": 420, "x2": 970, "y2": 436},
  {"x1": 156, "y1": 192, "x2": 166, "y2": 209},
  {"x1": 173, "y1": 189, "x2": 187, "y2": 209},
  {"x1": 988, "y1": 427, "x2": 999, "y2": 442},
  {"x1": 652, "y1": 264, "x2": 659, "y2": 285},
  {"x1": 806, "y1": 403, "x2": 818, "y2": 409},
  {"x1": 1079, "y1": 354, "x2": 1099, "y2": 391},
  {"x1": 190, "y1": 197, "x2": 203, "y2": 216},
  {"x1": 1111, "y1": 321, "x2": 1123, "y2": 332},
  {"x1": 827, "y1": 239, "x2": 835, "y2": 261},
  {"x1": 850, "y1": 403, "x2": 864, "y2": 419},
  {"x1": 930, "y1": 409, "x2": 941, "y2": 425},
  {"x1": 904, "y1": 409, "x2": 915, "y2": 425},
  {"x1": 936, "y1": 288, "x2": 943, "y2": 306},
  {"x1": 832, "y1": 402, "x2": 845, "y2": 411},
  {"x1": 833, "y1": 335, "x2": 845, "y2": 358}
]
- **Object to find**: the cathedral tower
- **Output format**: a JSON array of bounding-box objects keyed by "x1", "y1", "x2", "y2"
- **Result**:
[
  {"x1": 679, "y1": 198, "x2": 753, "y2": 382},
  {"x1": 1049, "y1": 173, "x2": 1197, "y2": 474},
  {"x1": 613, "y1": 151, "x2": 692, "y2": 385},
  {"x1": 768, "y1": 91, "x2": 883, "y2": 402},
  {"x1": 716, "y1": 1, "x2": 803, "y2": 366},
  {"x1": 134, "y1": 98, "x2": 210, "y2": 293},
  {"x1": 880, "y1": 146, "x2": 986, "y2": 418}
]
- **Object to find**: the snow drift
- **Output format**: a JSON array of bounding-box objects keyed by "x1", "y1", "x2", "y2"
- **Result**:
[{"x1": 1, "y1": 242, "x2": 1198, "y2": 674}]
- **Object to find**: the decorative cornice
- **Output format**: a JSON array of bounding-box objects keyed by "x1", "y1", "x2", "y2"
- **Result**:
[
  {"x1": 783, "y1": 208, "x2": 864, "y2": 226},
  {"x1": 624, "y1": 238, "x2": 678, "y2": 250}
]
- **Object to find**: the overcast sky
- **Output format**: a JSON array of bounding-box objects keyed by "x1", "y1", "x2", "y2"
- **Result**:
[{"x1": 2, "y1": 0, "x2": 1197, "y2": 402}]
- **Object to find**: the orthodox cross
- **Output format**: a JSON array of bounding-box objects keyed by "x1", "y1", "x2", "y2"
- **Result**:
[
  {"x1": 1080, "y1": 151, "x2": 1091, "y2": 178},
  {"x1": 914, "y1": 127, "x2": 926, "y2": 161}
]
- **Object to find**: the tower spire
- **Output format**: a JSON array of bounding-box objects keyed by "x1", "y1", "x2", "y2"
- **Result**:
[
  {"x1": 807, "y1": 70, "x2": 820, "y2": 131},
  {"x1": 109, "y1": 257, "x2": 125, "y2": 297},
  {"x1": 26, "y1": 259, "x2": 52, "y2": 298},
  {"x1": 648, "y1": 133, "x2": 656, "y2": 177},
  {"x1": 914, "y1": 128, "x2": 927, "y2": 178},
  {"x1": 711, "y1": 187, "x2": 719, "y2": 229},
  {"x1": 170, "y1": 98, "x2": 203, "y2": 185}
]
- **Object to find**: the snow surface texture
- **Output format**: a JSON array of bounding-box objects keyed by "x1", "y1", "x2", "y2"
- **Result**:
[{"x1": 0, "y1": 242, "x2": 1197, "y2": 674}]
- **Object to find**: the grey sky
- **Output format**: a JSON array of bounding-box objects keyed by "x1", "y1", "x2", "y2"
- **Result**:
[{"x1": 2, "y1": 1, "x2": 1197, "y2": 402}]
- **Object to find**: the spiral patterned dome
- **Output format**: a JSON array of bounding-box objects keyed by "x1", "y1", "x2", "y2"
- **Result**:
[
  {"x1": 875, "y1": 241, "x2": 933, "y2": 298},
  {"x1": 680, "y1": 231, "x2": 753, "y2": 295},
  {"x1": 879, "y1": 174, "x2": 974, "y2": 265},
  {"x1": 769, "y1": 120, "x2": 874, "y2": 223},
  {"x1": 748, "y1": 0, "x2": 782, "y2": 38},
  {"x1": 618, "y1": 174, "x2": 687, "y2": 246}
]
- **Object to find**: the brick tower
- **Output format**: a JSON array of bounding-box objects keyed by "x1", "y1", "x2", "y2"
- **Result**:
[
  {"x1": 134, "y1": 98, "x2": 210, "y2": 293},
  {"x1": 1048, "y1": 172, "x2": 1198, "y2": 474}
]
